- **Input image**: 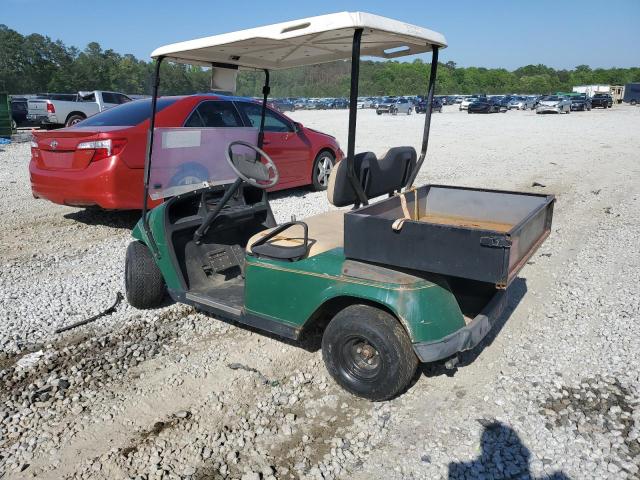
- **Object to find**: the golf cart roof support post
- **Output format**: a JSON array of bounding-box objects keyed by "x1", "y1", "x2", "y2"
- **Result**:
[
  {"x1": 142, "y1": 56, "x2": 164, "y2": 257},
  {"x1": 258, "y1": 69, "x2": 270, "y2": 149},
  {"x1": 210, "y1": 63, "x2": 215, "y2": 90},
  {"x1": 346, "y1": 28, "x2": 369, "y2": 207},
  {"x1": 407, "y1": 46, "x2": 439, "y2": 187}
]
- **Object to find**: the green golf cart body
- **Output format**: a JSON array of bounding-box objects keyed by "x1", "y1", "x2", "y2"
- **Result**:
[{"x1": 125, "y1": 12, "x2": 554, "y2": 400}]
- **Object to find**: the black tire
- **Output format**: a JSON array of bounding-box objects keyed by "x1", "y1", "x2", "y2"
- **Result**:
[
  {"x1": 311, "y1": 150, "x2": 335, "y2": 191},
  {"x1": 125, "y1": 241, "x2": 166, "y2": 309},
  {"x1": 65, "y1": 114, "x2": 86, "y2": 127},
  {"x1": 376, "y1": 111, "x2": 382, "y2": 115},
  {"x1": 322, "y1": 305, "x2": 418, "y2": 401},
  {"x1": 406, "y1": 107, "x2": 412, "y2": 115}
]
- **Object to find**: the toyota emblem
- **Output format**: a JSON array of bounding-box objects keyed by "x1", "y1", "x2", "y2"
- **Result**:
[{"x1": 50, "y1": 140, "x2": 58, "y2": 149}]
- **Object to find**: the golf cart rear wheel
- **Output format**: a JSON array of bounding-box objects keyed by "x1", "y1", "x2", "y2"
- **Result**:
[
  {"x1": 125, "y1": 241, "x2": 166, "y2": 309},
  {"x1": 322, "y1": 305, "x2": 418, "y2": 401}
]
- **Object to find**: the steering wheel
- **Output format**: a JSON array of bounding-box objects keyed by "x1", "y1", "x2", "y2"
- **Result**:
[{"x1": 225, "y1": 140, "x2": 279, "y2": 189}]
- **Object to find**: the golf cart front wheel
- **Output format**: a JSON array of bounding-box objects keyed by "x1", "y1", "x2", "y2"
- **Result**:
[
  {"x1": 322, "y1": 305, "x2": 418, "y2": 401},
  {"x1": 125, "y1": 241, "x2": 166, "y2": 309}
]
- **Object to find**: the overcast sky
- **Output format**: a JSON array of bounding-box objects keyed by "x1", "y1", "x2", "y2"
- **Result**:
[{"x1": 4, "y1": 0, "x2": 639, "y2": 69}]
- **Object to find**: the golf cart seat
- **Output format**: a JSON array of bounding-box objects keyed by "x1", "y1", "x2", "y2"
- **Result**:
[
  {"x1": 246, "y1": 210, "x2": 344, "y2": 260},
  {"x1": 328, "y1": 147, "x2": 416, "y2": 207},
  {"x1": 246, "y1": 147, "x2": 416, "y2": 261}
]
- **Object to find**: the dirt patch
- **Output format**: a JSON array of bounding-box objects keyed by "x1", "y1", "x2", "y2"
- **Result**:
[
  {"x1": 540, "y1": 376, "x2": 639, "y2": 469},
  {"x1": 121, "y1": 415, "x2": 188, "y2": 457}
]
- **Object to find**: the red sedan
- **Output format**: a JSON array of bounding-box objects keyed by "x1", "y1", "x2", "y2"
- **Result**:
[{"x1": 30, "y1": 95, "x2": 343, "y2": 210}]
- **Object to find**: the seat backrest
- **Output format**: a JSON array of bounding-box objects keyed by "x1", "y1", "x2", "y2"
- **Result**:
[{"x1": 327, "y1": 146, "x2": 417, "y2": 207}]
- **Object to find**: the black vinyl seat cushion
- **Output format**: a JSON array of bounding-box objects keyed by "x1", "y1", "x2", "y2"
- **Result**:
[{"x1": 327, "y1": 146, "x2": 417, "y2": 207}]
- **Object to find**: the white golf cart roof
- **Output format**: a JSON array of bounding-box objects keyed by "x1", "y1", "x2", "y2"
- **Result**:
[{"x1": 151, "y1": 12, "x2": 447, "y2": 69}]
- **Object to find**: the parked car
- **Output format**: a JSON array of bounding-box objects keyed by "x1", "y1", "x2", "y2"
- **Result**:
[
  {"x1": 30, "y1": 95, "x2": 344, "y2": 210},
  {"x1": 370, "y1": 97, "x2": 385, "y2": 109},
  {"x1": 570, "y1": 95, "x2": 592, "y2": 111},
  {"x1": 468, "y1": 97, "x2": 507, "y2": 114},
  {"x1": 415, "y1": 97, "x2": 443, "y2": 113},
  {"x1": 622, "y1": 83, "x2": 640, "y2": 105},
  {"x1": 459, "y1": 96, "x2": 484, "y2": 110},
  {"x1": 356, "y1": 97, "x2": 374, "y2": 108},
  {"x1": 27, "y1": 90, "x2": 132, "y2": 128},
  {"x1": 535, "y1": 95, "x2": 572, "y2": 114},
  {"x1": 441, "y1": 95, "x2": 457, "y2": 105},
  {"x1": 293, "y1": 98, "x2": 308, "y2": 109},
  {"x1": 10, "y1": 97, "x2": 29, "y2": 127},
  {"x1": 34, "y1": 93, "x2": 79, "y2": 101},
  {"x1": 508, "y1": 96, "x2": 535, "y2": 110},
  {"x1": 314, "y1": 99, "x2": 333, "y2": 110},
  {"x1": 376, "y1": 97, "x2": 413, "y2": 115},
  {"x1": 330, "y1": 98, "x2": 350, "y2": 109},
  {"x1": 591, "y1": 93, "x2": 613, "y2": 109},
  {"x1": 270, "y1": 98, "x2": 295, "y2": 112}
]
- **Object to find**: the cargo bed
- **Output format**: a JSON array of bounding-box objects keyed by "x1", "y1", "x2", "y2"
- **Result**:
[{"x1": 344, "y1": 185, "x2": 555, "y2": 287}]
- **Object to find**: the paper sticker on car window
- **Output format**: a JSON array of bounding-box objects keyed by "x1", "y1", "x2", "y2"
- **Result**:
[{"x1": 162, "y1": 130, "x2": 201, "y2": 149}]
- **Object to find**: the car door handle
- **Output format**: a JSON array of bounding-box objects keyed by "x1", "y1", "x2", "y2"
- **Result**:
[{"x1": 262, "y1": 140, "x2": 271, "y2": 145}]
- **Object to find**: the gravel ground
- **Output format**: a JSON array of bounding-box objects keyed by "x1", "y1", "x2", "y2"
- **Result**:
[{"x1": 0, "y1": 105, "x2": 639, "y2": 479}]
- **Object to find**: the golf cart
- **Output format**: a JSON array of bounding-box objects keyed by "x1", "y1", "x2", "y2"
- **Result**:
[{"x1": 125, "y1": 12, "x2": 555, "y2": 400}]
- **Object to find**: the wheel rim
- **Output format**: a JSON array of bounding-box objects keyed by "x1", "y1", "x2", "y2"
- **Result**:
[
  {"x1": 339, "y1": 336, "x2": 382, "y2": 381},
  {"x1": 69, "y1": 117, "x2": 82, "y2": 125},
  {"x1": 178, "y1": 175, "x2": 202, "y2": 185},
  {"x1": 316, "y1": 155, "x2": 333, "y2": 187}
]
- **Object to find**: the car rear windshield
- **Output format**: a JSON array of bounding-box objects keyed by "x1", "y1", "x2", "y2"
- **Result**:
[{"x1": 80, "y1": 98, "x2": 178, "y2": 127}]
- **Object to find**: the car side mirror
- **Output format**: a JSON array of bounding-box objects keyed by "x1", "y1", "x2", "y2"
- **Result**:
[{"x1": 293, "y1": 121, "x2": 302, "y2": 132}]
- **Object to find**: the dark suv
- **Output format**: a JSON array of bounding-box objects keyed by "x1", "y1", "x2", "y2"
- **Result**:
[
  {"x1": 591, "y1": 94, "x2": 613, "y2": 109},
  {"x1": 570, "y1": 95, "x2": 592, "y2": 111}
]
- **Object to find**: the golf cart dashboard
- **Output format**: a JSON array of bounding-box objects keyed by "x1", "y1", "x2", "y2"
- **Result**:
[{"x1": 166, "y1": 184, "x2": 267, "y2": 227}]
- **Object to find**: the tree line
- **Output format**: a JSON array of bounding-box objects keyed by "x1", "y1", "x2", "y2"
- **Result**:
[{"x1": 2, "y1": 24, "x2": 639, "y2": 98}]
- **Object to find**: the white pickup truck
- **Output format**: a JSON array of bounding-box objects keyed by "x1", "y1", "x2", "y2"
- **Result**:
[{"x1": 27, "y1": 91, "x2": 132, "y2": 128}]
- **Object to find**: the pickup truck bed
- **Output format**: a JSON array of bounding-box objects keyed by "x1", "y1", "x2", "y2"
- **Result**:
[{"x1": 27, "y1": 91, "x2": 131, "y2": 127}]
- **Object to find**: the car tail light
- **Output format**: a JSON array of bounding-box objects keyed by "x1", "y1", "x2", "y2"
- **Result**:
[
  {"x1": 77, "y1": 138, "x2": 127, "y2": 162},
  {"x1": 46, "y1": 102, "x2": 55, "y2": 113},
  {"x1": 30, "y1": 137, "x2": 39, "y2": 159}
]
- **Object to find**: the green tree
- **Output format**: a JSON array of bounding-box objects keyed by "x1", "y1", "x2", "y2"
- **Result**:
[{"x1": 0, "y1": 23, "x2": 638, "y2": 97}]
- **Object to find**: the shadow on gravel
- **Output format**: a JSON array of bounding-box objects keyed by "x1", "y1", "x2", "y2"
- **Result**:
[
  {"x1": 421, "y1": 277, "x2": 528, "y2": 379},
  {"x1": 64, "y1": 208, "x2": 140, "y2": 230},
  {"x1": 267, "y1": 186, "x2": 314, "y2": 201},
  {"x1": 448, "y1": 421, "x2": 571, "y2": 480}
]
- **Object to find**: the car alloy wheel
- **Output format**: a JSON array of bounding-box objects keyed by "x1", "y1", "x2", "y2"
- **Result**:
[
  {"x1": 313, "y1": 151, "x2": 335, "y2": 190},
  {"x1": 178, "y1": 175, "x2": 203, "y2": 185}
]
